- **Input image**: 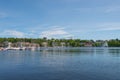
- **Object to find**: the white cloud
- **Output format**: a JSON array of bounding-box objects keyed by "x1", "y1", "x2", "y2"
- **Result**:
[
  {"x1": 101, "y1": 27, "x2": 120, "y2": 31},
  {"x1": 0, "y1": 27, "x2": 73, "y2": 39},
  {"x1": 0, "y1": 30, "x2": 25, "y2": 38},
  {"x1": 96, "y1": 23, "x2": 120, "y2": 31},
  {"x1": 40, "y1": 27, "x2": 73, "y2": 39}
]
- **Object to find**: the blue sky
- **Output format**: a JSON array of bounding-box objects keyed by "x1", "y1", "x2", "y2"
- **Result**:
[{"x1": 0, "y1": 0, "x2": 120, "y2": 40}]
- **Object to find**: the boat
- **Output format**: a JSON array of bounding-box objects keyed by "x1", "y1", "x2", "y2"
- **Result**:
[{"x1": 4, "y1": 47, "x2": 25, "y2": 50}]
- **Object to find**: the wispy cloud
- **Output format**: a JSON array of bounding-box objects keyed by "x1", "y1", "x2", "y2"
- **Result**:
[
  {"x1": 98, "y1": 23, "x2": 120, "y2": 31},
  {"x1": 0, "y1": 26, "x2": 74, "y2": 39},
  {"x1": 40, "y1": 27, "x2": 73, "y2": 39},
  {"x1": 0, "y1": 30, "x2": 25, "y2": 38}
]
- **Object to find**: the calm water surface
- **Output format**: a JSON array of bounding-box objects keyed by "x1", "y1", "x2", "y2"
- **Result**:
[{"x1": 0, "y1": 47, "x2": 120, "y2": 80}]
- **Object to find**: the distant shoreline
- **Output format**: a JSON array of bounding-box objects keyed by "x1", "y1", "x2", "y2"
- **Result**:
[{"x1": 0, "y1": 38, "x2": 120, "y2": 47}]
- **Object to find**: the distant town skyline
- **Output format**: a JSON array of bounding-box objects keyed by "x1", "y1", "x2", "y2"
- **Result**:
[{"x1": 0, "y1": 0, "x2": 120, "y2": 40}]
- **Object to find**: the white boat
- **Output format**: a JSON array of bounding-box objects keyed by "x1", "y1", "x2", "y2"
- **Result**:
[{"x1": 4, "y1": 47, "x2": 26, "y2": 51}]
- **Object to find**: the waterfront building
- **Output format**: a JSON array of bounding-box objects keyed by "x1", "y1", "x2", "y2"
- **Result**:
[
  {"x1": 42, "y1": 42, "x2": 48, "y2": 47},
  {"x1": 61, "y1": 42, "x2": 66, "y2": 47}
]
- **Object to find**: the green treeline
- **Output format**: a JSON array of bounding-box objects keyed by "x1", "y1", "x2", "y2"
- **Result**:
[
  {"x1": 0, "y1": 38, "x2": 120, "y2": 47},
  {"x1": 108, "y1": 39, "x2": 120, "y2": 47}
]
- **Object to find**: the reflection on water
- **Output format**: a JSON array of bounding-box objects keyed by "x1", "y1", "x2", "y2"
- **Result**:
[
  {"x1": 0, "y1": 47, "x2": 120, "y2": 80},
  {"x1": 108, "y1": 48, "x2": 120, "y2": 56}
]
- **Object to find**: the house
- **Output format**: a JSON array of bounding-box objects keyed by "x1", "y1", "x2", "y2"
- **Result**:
[
  {"x1": 61, "y1": 42, "x2": 66, "y2": 47},
  {"x1": 84, "y1": 42, "x2": 93, "y2": 47},
  {"x1": 42, "y1": 42, "x2": 48, "y2": 47}
]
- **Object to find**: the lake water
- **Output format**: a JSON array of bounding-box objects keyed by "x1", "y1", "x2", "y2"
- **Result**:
[{"x1": 0, "y1": 47, "x2": 120, "y2": 80}]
